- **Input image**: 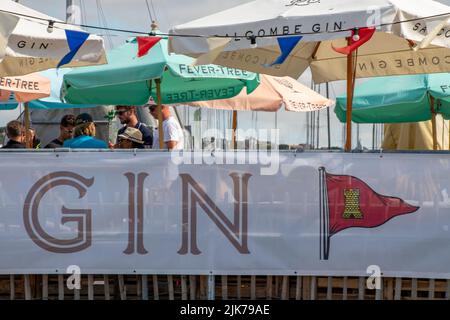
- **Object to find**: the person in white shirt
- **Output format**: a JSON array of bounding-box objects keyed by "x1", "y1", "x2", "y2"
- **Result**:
[{"x1": 148, "y1": 104, "x2": 184, "y2": 150}]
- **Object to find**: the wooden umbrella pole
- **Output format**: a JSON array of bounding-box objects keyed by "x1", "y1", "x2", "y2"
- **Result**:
[
  {"x1": 430, "y1": 96, "x2": 437, "y2": 150},
  {"x1": 326, "y1": 82, "x2": 331, "y2": 150},
  {"x1": 232, "y1": 110, "x2": 237, "y2": 149},
  {"x1": 156, "y1": 79, "x2": 164, "y2": 149},
  {"x1": 24, "y1": 102, "x2": 31, "y2": 148},
  {"x1": 345, "y1": 38, "x2": 354, "y2": 152}
]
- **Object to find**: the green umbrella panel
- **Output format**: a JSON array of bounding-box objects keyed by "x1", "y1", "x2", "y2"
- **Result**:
[
  {"x1": 335, "y1": 73, "x2": 450, "y2": 123},
  {"x1": 62, "y1": 37, "x2": 259, "y2": 106},
  {"x1": 62, "y1": 36, "x2": 260, "y2": 149},
  {"x1": 427, "y1": 74, "x2": 450, "y2": 120},
  {"x1": 335, "y1": 73, "x2": 450, "y2": 150},
  {"x1": 336, "y1": 75, "x2": 430, "y2": 123}
]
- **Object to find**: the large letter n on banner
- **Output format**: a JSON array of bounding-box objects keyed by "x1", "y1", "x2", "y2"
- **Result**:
[{"x1": 178, "y1": 173, "x2": 252, "y2": 255}]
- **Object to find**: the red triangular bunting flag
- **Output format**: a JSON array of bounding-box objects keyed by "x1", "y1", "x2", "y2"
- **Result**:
[
  {"x1": 137, "y1": 36, "x2": 162, "y2": 57},
  {"x1": 332, "y1": 27, "x2": 376, "y2": 55}
]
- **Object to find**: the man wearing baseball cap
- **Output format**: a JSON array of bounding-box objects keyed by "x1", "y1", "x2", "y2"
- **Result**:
[
  {"x1": 45, "y1": 114, "x2": 75, "y2": 148},
  {"x1": 63, "y1": 113, "x2": 107, "y2": 149}
]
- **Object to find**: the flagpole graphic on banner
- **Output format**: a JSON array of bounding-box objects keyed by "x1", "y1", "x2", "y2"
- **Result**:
[{"x1": 318, "y1": 167, "x2": 420, "y2": 260}]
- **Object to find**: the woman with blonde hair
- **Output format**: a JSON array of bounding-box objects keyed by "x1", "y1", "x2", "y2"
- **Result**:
[{"x1": 63, "y1": 113, "x2": 107, "y2": 149}]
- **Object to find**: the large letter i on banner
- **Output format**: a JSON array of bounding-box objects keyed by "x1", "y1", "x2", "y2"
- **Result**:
[{"x1": 123, "y1": 173, "x2": 149, "y2": 255}]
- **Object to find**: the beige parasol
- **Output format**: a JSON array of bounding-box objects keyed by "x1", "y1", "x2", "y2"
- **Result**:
[{"x1": 0, "y1": 72, "x2": 51, "y2": 147}]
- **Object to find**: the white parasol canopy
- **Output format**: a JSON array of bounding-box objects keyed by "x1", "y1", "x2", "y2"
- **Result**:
[
  {"x1": 0, "y1": 0, "x2": 107, "y2": 76},
  {"x1": 168, "y1": 0, "x2": 450, "y2": 80},
  {"x1": 168, "y1": 0, "x2": 450, "y2": 151}
]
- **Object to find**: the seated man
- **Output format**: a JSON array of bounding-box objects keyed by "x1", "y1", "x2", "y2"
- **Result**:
[
  {"x1": 2, "y1": 120, "x2": 25, "y2": 149},
  {"x1": 63, "y1": 113, "x2": 107, "y2": 149},
  {"x1": 45, "y1": 114, "x2": 75, "y2": 148},
  {"x1": 117, "y1": 127, "x2": 144, "y2": 149},
  {"x1": 111, "y1": 105, "x2": 152, "y2": 149},
  {"x1": 148, "y1": 104, "x2": 184, "y2": 150}
]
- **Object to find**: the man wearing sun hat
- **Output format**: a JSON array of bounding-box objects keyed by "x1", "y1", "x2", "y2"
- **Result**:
[{"x1": 117, "y1": 127, "x2": 145, "y2": 149}]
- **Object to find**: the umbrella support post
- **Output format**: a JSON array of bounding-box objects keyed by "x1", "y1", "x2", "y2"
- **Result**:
[
  {"x1": 430, "y1": 96, "x2": 437, "y2": 151},
  {"x1": 24, "y1": 103, "x2": 31, "y2": 149},
  {"x1": 326, "y1": 82, "x2": 331, "y2": 150},
  {"x1": 232, "y1": 110, "x2": 237, "y2": 149},
  {"x1": 345, "y1": 38, "x2": 354, "y2": 152},
  {"x1": 156, "y1": 79, "x2": 164, "y2": 150},
  {"x1": 432, "y1": 114, "x2": 437, "y2": 150}
]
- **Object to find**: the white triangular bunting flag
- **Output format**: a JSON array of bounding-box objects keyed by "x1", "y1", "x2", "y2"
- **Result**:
[{"x1": 0, "y1": 12, "x2": 20, "y2": 62}]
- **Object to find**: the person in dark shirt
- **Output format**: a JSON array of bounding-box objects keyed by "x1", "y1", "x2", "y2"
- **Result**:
[
  {"x1": 45, "y1": 114, "x2": 75, "y2": 148},
  {"x1": 2, "y1": 120, "x2": 25, "y2": 149},
  {"x1": 27, "y1": 128, "x2": 41, "y2": 149},
  {"x1": 110, "y1": 105, "x2": 152, "y2": 149}
]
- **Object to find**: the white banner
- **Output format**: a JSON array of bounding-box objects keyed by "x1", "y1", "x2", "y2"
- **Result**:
[{"x1": 0, "y1": 151, "x2": 449, "y2": 278}]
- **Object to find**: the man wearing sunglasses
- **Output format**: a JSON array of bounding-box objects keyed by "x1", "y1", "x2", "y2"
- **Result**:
[
  {"x1": 110, "y1": 105, "x2": 153, "y2": 149},
  {"x1": 44, "y1": 114, "x2": 75, "y2": 148}
]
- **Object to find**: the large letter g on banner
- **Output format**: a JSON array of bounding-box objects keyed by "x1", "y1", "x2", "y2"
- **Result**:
[{"x1": 23, "y1": 171, "x2": 94, "y2": 253}]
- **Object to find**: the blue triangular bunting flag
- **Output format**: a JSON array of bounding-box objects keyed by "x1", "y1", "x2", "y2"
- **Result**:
[
  {"x1": 262, "y1": 35, "x2": 303, "y2": 67},
  {"x1": 57, "y1": 29, "x2": 90, "y2": 68}
]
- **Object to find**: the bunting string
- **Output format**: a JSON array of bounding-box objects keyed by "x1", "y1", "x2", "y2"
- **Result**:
[{"x1": 0, "y1": 7, "x2": 450, "y2": 39}]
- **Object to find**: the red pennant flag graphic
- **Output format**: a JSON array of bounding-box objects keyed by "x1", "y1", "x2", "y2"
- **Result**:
[
  {"x1": 319, "y1": 167, "x2": 419, "y2": 260},
  {"x1": 331, "y1": 27, "x2": 376, "y2": 55},
  {"x1": 137, "y1": 36, "x2": 162, "y2": 57}
]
